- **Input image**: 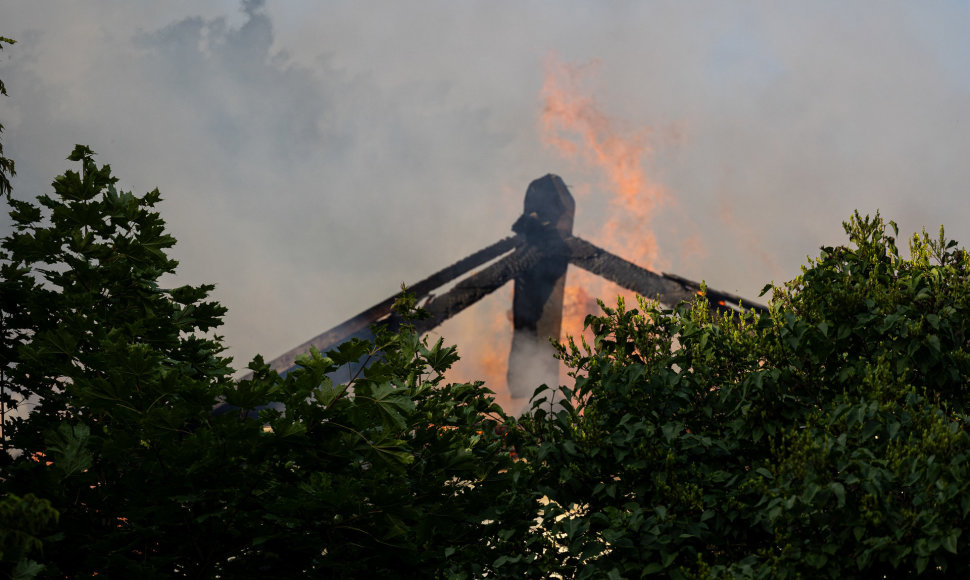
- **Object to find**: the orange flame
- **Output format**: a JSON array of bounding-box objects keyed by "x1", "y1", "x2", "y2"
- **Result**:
[
  {"x1": 540, "y1": 55, "x2": 671, "y2": 345},
  {"x1": 442, "y1": 56, "x2": 677, "y2": 414},
  {"x1": 437, "y1": 286, "x2": 522, "y2": 413},
  {"x1": 540, "y1": 56, "x2": 668, "y2": 271}
]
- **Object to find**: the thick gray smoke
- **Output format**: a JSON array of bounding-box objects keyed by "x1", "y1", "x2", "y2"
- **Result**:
[{"x1": 3, "y1": 1, "x2": 970, "y2": 389}]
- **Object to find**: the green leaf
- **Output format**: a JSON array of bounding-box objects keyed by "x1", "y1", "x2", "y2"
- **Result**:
[
  {"x1": 369, "y1": 381, "x2": 414, "y2": 430},
  {"x1": 943, "y1": 529, "x2": 961, "y2": 554},
  {"x1": 829, "y1": 482, "x2": 846, "y2": 508},
  {"x1": 314, "y1": 383, "x2": 341, "y2": 407},
  {"x1": 12, "y1": 559, "x2": 45, "y2": 580},
  {"x1": 66, "y1": 144, "x2": 94, "y2": 162},
  {"x1": 45, "y1": 423, "x2": 92, "y2": 477},
  {"x1": 643, "y1": 562, "x2": 665, "y2": 574}
]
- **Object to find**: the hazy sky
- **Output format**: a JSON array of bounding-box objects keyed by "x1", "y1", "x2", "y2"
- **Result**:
[{"x1": 3, "y1": 1, "x2": 970, "y2": 385}]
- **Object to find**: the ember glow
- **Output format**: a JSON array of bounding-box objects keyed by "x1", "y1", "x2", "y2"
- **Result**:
[
  {"x1": 540, "y1": 56, "x2": 674, "y2": 347},
  {"x1": 7, "y1": 2, "x2": 970, "y2": 404},
  {"x1": 436, "y1": 286, "x2": 518, "y2": 411},
  {"x1": 540, "y1": 56, "x2": 668, "y2": 271},
  {"x1": 441, "y1": 56, "x2": 681, "y2": 413}
]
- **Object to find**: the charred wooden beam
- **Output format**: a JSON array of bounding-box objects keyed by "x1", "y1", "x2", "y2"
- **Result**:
[
  {"x1": 567, "y1": 236, "x2": 767, "y2": 314},
  {"x1": 415, "y1": 244, "x2": 544, "y2": 334},
  {"x1": 256, "y1": 234, "x2": 525, "y2": 376},
  {"x1": 661, "y1": 272, "x2": 768, "y2": 314},
  {"x1": 567, "y1": 236, "x2": 695, "y2": 305},
  {"x1": 249, "y1": 173, "x2": 765, "y2": 393},
  {"x1": 507, "y1": 174, "x2": 575, "y2": 399}
]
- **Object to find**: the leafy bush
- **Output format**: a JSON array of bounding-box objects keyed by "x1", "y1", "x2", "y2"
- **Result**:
[
  {"x1": 524, "y1": 213, "x2": 970, "y2": 578},
  {"x1": 0, "y1": 148, "x2": 527, "y2": 578},
  {"x1": 4, "y1": 56, "x2": 969, "y2": 578}
]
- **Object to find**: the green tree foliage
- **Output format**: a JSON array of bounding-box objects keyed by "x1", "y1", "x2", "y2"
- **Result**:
[
  {"x1": 525, "y1": 212, "x2": 970, "y2": 578},
  {"x1": 0, "y1": 148, "x2": 525, "y2": 578},
  {"x1": 0, "y1": 36, "x2": 14, "y2": 198},
  {"x1": 0, "y1": 493, "x2": 57, "y2": 580},
  {"x1": 5, "y1": 146, "x2": 970, "y2": 578},
  {"x1": 0, "y1": 37, "x2": 59, "y2": 580},
  {"x1": 4, "y1": 43, "x2": 970, "y2": 578}
]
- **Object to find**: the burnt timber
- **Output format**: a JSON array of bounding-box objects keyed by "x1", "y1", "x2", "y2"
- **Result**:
[{"x1": 257, "y1": 174, "x2": 766, "y2": 400}]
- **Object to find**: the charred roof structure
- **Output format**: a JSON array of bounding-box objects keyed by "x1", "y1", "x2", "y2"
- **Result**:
[{"x1": 261, "y1": 174, "x2": 765, "y2": 401}]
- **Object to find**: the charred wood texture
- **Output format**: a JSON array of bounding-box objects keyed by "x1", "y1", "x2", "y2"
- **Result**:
[
  {"x1": 567, "y1": 236, "x2": 767, "y2": 314},
  {"x1": 415, "y1": 245, "x2": 542, "y2": 334},
  {"x1": 256, "y1": 234, "x2": 523, "y2": 376},
  {"x1": 567, "y1": 236, "x2": 695, "y2": 306},
  {"x1": 507, "y1": 174, "x2": 575, "y2": 399},
  {"x1": 254, "y1": 173, "x2": 765, "y2": 385}
]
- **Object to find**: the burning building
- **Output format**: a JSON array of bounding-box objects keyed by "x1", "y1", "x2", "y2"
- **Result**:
[{"x1": 255, "y1": 174, "x2": 764, "y2": 410}]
